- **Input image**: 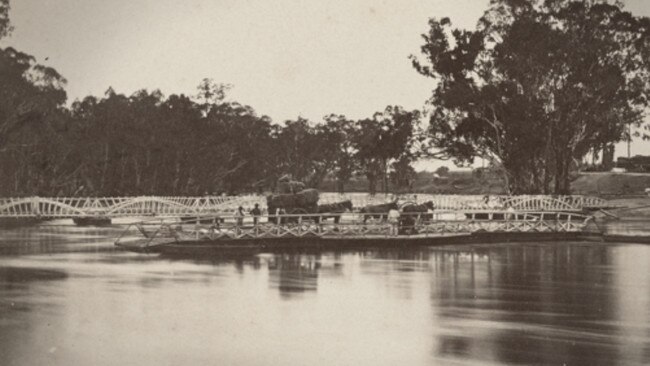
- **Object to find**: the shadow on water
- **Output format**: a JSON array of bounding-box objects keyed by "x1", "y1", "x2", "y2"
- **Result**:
[
  {"x1": 0, "y1": 266, "x2": 69, "y2": 319},
  {"x1": 0, "y1": 267, "x2": 68, "y2": 283}
]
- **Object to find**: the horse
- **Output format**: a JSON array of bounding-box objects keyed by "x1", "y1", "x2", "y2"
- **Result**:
[
  {"x1": 399, "y1": 201, "x2": 434, "y2": 234},
  {"x1": 316, "y1": 200, "x2": 353, "y2": 223},
  {"x1": 360, "y1": 201, "x2": 399, "y2": 223}
]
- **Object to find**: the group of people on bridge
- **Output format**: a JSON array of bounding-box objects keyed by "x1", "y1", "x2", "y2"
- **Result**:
[{"x1": 226, "y1": 198, "x2": 438, "y2": 236}]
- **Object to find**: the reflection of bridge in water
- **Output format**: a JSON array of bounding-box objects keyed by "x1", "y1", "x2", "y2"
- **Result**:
[{"x1": 0, "y1": 194, "x2": 611, "y2": 218}]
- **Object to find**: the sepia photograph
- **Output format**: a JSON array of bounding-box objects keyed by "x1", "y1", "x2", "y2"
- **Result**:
[{"x1": 0, "y1": 0, "x2": 649, "y2": 365}]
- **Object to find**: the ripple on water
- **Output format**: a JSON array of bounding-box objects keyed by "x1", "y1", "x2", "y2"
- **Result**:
[{"x1": 0, "y1": 226, "x2": 649, "y2": 366}]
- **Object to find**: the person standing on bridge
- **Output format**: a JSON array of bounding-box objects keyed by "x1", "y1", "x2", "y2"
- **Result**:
[
  {"x1": 249, "y1": 204, "x2": 261, "y2": 225},
  {"x1": 504, "y1": 202, "x2": 516, "y2": 221},
  {"x1": 388, "y1": 207, "x2": 400, "y2": 236},
  {"x1": 235, "y1": 206, "x2": 245, "y2": 233}
]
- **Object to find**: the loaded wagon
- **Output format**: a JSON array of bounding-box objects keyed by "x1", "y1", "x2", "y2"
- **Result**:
[{"x1": 267, "y1": 188, "x2": 320, "y2": 223}]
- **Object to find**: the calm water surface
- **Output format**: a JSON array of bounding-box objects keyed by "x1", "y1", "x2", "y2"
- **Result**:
[{"x1": 0, "y1": 222, "x2": 649, "y2": 365}]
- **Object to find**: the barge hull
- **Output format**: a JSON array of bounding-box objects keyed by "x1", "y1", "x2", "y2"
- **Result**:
[{"x1": 117, "y1": 232, "x2": 589, "y2": 255}]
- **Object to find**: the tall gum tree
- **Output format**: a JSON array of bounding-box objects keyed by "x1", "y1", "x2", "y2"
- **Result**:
[
  {"x1": 411, "y1": 0, "x2": 650, "y2": 194},
  {"x1": 353, "y1": 106, "x2": 421, "y2": 195},
  {"x1": 0, "y1": 0, "x2": 11, "y2": 40},
  {"x1": 322, "y1": 114, "x2": 357, "y2": 193}
]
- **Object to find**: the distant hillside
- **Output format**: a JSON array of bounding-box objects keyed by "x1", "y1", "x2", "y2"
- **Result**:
[
  {"x1": 321, "y1": 171, "x2": 650, "y2": 197},
  {"x1": 571, "y1": 172, "x2": 650, "y2": 197}
]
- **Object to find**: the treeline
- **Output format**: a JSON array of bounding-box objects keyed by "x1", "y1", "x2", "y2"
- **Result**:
[
  {"x1": 2, "y1": 0, "x2": 649, "y2": 196},
  {"x1": 0, "y1": 52, "x2": 423, "y2": 196},
  {"x1": 412, "y1": 0, "x2": 650, "y2": 194},
  {"x1": 0, "y1": 0, "x2": 427, "y2": 197}
]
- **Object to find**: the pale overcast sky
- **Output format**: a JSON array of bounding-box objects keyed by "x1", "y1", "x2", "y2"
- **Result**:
[{"x1": 2, "y1": 0, "x2": 649, "y2": 170}]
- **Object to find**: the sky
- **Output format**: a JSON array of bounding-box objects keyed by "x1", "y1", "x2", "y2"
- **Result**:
[{"x1": 2, "y1": 0, "x2": 649, "y2": 171}]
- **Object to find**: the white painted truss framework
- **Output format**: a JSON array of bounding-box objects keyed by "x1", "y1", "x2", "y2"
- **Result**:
[{"x1": 0, "y1": 194, "x2": 610, "y2": 218}]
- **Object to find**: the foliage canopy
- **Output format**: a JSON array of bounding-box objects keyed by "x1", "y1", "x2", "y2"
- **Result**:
[{"x1": 412, "y1": 0, "x2": 650, "y2": 193}]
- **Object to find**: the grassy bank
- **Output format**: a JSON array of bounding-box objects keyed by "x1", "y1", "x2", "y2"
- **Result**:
[
  {"x1": 322, "y1": 171, "x2": 650, "y2": 197},
  {"x1": 571, "y1": 172, "x2": 650, "y2": 197}
]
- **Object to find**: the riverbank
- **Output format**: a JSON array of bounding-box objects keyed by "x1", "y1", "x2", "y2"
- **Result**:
[
  {"x1": 593, "y1": 196, "x2": 650, "y2": 219},
  {"x1": 321, "y1": 171, "x2": 650, "y2": 196}
]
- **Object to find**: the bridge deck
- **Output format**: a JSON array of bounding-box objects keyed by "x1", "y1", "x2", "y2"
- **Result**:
[{"x1": 115, "y1": 211, "x2": 593, "y2": 252}]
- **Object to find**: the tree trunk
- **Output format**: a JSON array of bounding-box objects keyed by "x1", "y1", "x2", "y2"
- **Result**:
[
  {"x1": 542, "y1": 122, "x2": 554, "y2": 194},
  {"x1": 507, "y1": 166, "x2": 541, "y2": 195},
  {"x1": 560, "y1": 156, "x2": 572, "y2": 194},
  {"x1": 554, "y1": 153, "x2": 563, "y2": 194},
  {"x1": 382, "y1": 158, "x2": 388, "y2": 194},
  {"x1": 133, "y1": 157, "x2": 141, "y2": 192},
  {"x1": 172, "y1": 151, "x2": 181, "y2": 194},
  {"x1": 118, "y1": 153, "x2": 128, "y2": 195},
  {"x1": 552, "y1": 152, "x2": 572, "y2": 195},
  {"x1": 150, "y1": 167, "x2": 158, "y2": 194},
  {"x1": 14, "y1": 170, "x2": 19, "y2": 194},
  {"x1": 367, "y1": 173, "x2": 377, "y2": 195},
  {"x1": 100, "y1": 144, "x2": 109, "y2": 193},
  {"x1": 602, "y1": 144, "x2": 615, "y2": 171}
]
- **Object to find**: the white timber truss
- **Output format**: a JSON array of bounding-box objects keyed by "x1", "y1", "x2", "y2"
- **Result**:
[{"x1": 0, "y1": 194, "x2": 610, "y2": 218}]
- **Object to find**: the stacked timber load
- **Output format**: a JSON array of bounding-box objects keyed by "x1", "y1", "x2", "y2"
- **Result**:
[
  {"x1": 267, "y1": 176, "x2": 319, "y2": 224},
  {"x1": 267, "y1": 188, "x2": 320, "y2": 215},
  {"x1": 277, "y1": 174, "x2": 306, "y2": 194}
]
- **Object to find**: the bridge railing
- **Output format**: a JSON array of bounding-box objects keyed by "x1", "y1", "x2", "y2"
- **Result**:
[
  {"x1": 0, "y1": 195, "x2": 263, "y2": 218},
  {"x1": 116, "y1": 210, "x2": 592, "y2": 248},
  {"x1": 318, "y1": 193, "x2": 611, "y2": 211}
]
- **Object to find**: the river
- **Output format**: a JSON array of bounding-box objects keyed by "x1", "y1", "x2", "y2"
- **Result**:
[{"x1": 0, "y1": 222, "x2": 648, "y2": 365}]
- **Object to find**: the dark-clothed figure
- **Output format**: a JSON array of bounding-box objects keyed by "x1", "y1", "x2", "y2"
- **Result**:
[{"x1": 250, "y1": 204, "x2": 262, "y2": 225}]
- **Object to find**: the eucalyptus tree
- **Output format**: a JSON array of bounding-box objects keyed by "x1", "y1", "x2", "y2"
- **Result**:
[
  {"x1": 0, "y1": 47, "x2": 69, "y2": 196},
  {"x1": 195, "y1": 78, "x2": 232, "y2": 115},
  {"x1": 352, "y1": 116, "x2": 383, "y2": 195},
  {"x1": 274, "y1": 117, "x2": 339, "y2": 189},
  {"x1": 390, "y1": 156, "x2": 416, "y2": 192},
  {"x1": 322, "y1": 114, "x2": 357, "y2": 193},
  {"x1": 0, "y1": 0, "x2": 11, "y2": 40},
  {"x1": 205, "y1": 101, "x2": 276, "y2": 194},
  {"x1": 72, "y1": 90, "x2": 137, "y2": 195},
  {"x1": 274, "y1": 117, "x2": 315, "y2": 184},
  {"x1": 412, "y1": 0, "x2": 650, "y2": 193},
  {"x1": 353, "y1": 106, "x2": 421, "y2": 194}
]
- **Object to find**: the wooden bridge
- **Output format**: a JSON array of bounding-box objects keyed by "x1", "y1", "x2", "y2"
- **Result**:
[
  {"x1": 0, "y1": 194, "x2": 611, "y2": 218},
  {"x1": 115, "y1": 210, "x2": 593, "y2": 251}
]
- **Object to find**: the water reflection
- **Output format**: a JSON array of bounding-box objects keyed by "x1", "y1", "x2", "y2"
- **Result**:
[
  {"x1": 427, "y1": 243, "x2": 648, "y2": 365},
  {"x1": 0, "y1": 224, "x2": 648, "y2": 365},
  {"x1": 267, "y1": 254, "x2": 320, "y2": 298},
  {"x1": 0, "y1": 224, "x2": 122, "y2": 256}
]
